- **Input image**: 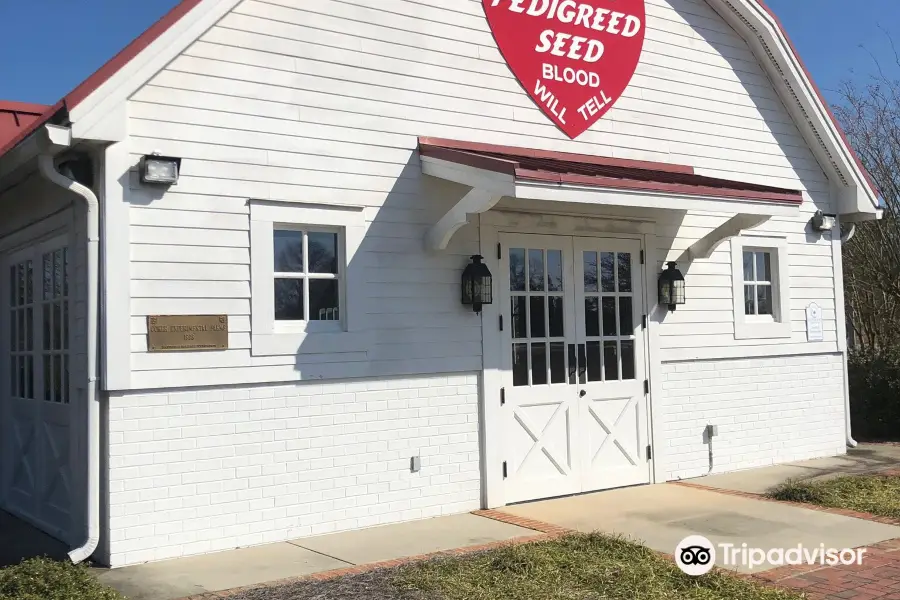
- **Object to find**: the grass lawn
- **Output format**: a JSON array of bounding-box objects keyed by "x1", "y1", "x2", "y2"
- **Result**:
[
  {"x1": 0, "y1": 557, "x2": 125, "y2": 600},
  {"x1": 768, "y1": 473, "x2": 900, "y2": 520},
  {"x1": 218, "y1": 533, "x2": 803, "y2": 600}
]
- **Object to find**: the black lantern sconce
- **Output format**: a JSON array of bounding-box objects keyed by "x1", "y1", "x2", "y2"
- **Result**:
[
  {"x1": 461, "y1": 255, "x2": 493, "y2": 313},
  {"x1": 658, "y1": 262, "x2": 685, "y2": 311}
]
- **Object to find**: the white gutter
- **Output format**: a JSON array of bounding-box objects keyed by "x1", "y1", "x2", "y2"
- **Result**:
[
  {"x1": 36, "y1": 126, "x2": 101, "y2": 564},
  {"x1": 835, "y1": 220, "x2": 858, "y2": 449}
]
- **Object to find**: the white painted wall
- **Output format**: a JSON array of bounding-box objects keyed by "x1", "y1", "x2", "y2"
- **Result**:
[
  {"x1": 106, "y1": 372, "x2": 480, "y2": 567},
  {"x1": 117, "y1": 0, "x2": 838, "y2": 390},
  {"x1": 658, "y1": 353, "x2": 846, "y2": 480}
]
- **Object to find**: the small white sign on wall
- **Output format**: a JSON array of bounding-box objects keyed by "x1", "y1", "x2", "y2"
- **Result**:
[{"x1": 806, "y1": 302, "x2": 824, "y2": 342}]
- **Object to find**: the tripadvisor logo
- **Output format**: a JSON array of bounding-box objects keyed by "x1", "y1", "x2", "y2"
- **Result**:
[{"x1": 674, "y1": 535, "x2": 868, "y2": 575}]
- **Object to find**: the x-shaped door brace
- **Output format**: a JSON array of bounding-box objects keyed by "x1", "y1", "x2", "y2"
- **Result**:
[
  {"x1": 513, "y1": 401, "x2": 572, "y2": 477},
  {"x1": 588, "y1": 397, "x2": 638, "y2": 466}
]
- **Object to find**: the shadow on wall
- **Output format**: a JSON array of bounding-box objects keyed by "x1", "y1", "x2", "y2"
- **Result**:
[{"x1": 276, "y1": 151, "x2": 480, "y2": 377}]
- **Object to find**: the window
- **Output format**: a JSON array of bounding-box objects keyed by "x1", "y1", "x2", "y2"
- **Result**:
[
  {"x1": 730, "y1": 235, "x2": 791, "y2": 340},
  {"x1": 250, "y1": 201, "x2": 369, "y2": 356},
  {"x1": 273, "y1": 228, "x2": 341, "y2": 324},
  {"x1": 743, "y1": 250, "x2": 773, "y2": 317}
]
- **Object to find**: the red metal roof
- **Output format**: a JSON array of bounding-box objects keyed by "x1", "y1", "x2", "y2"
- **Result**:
[
  {"x1": 0, "y1": 101, "x2": 49, "y2": 148},
  {"x1": 418, "y1": 137, "x2": 804, "y2": 204},
  {"x1": 0, "y1": 0, "x2": 881, "y2": 204}
]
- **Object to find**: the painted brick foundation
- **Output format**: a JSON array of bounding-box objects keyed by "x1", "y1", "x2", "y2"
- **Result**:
[
  {"x1": 105, "y1": 372, "x2": 481, "y2": 567},
  {"x1": 659, "y1": 353, "x2": 846, "y2": 481}
]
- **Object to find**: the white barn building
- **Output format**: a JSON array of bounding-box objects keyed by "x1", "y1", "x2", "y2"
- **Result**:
[{"x1": 0, "y1": 0, "x2": 881, "y2": 567}]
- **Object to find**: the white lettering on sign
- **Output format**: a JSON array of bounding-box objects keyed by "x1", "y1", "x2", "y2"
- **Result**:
[
  {"x1": 576, "y1": 91, "x2": 613, "y2": 120},
  {"x1": 483, "y1": 0, "x2": 646, "y2": 138},
  {"x1": 542, "y1": 63, "x2": 601, "y2": 87},
  {"x1": 534, "y1": 79, "x2": 568, "y2": 123}
]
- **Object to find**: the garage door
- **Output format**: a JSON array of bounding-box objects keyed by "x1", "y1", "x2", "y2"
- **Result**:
[
  {"x1": 1, "y1": 237, "x2": 73, "y2": 541},
  {"x1": 499, "y1": 233, "x2": 651, "y2": 504}
]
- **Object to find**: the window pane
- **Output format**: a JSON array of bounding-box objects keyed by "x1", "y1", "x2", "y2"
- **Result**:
[
  {"x1": 744, "y1": 285, "x2": 755, "y2": 315},
  {"x1": 63, "y1": 355, "x2": 69, "y2": 404},
  {"x1": 274, "y1": 278, "x2": 304, "y2": 320},
  {"x1": 16, "y1": 264, "x2": 24, "y2": 306},
  {"x1": 26, "y1": 356, "x2": 33, "y2": 400},
  {"x1": 307, "y1": 232, "x2": 338, "y2": 274},
  {"x1": 529, "y1": 296, "x2": 546, "y2": 338},
  {"x1": 17, "y1": 356, "x2": 24, "y2": 400},
  {"x1": 42, "y1": 254, "x2": 51, "y2": 301},
  {"x1": 585, "y1": 297, "x2": 599, "y2": 337},
  {"x1": 8, "y1": 357, "x2": 14, "y2": 396},
  {"x1": 17, "y1": 310, "x2": 24, "y2": 351},
  {"x1": 309, "y1": 280, "x2": 339, "y2": 320},
  {"x1": 586, "y1": 341, "x2": 602, "y2": 382},
  {"x1": 8, "y1": 265, "x2": 14, "y2": 306},
  {"x1": 62, "y1": 249, "x2": 68, "y2": 297},
  {"x1": 62, "y1": 302, "x2": 67, "y2": 350},
  {"x1": 509, "y1": 249, "x2": 526, "y2": 292},
  {"x1": 548, "y1": 296, "x2": 564, "y2": 337},
  {"x1": 567, "y1": 343, "x2": 576, "y2": 384},
  {"x1": 583, "y1": 252, "x2": 598, "y2": 292},
  {"x1": 757, "y1": 252, "x2": 771, "y2": 282},
  {"x1": 619, "y1": 297, "x2": 633, "y2": 336},
  {"x1": 621, "y1": 340, "x2": 635, "y2": 380},
  {"x1": 273, "y1": 230, "x2": 304, "y2": 273},
  {"x1": 43, "y1": 304, "x2": 51, "y2": 350},
  {"x1": 531, "y1": 343, "x2": 547, "y2": 385},
  {"x1": 604, "y1": 341, "x2": 619, "y2": 381},
  {"x1": 743, "y1": 251, "x2": 754, "y2": 282},
  {"x1": 53, "y1": 249, "x2": 63, "y2": 298},
  {"x1": 549, "y1": 342, "x2": 566, "y2": 384},
  {"x1": 26, "y1": 260, "x2": 33, "y2": 304},
  {"x1": 601, "y1": 297, "x2": 617, "y2": 337},
  {"x1": 512, "y1": 343, "x2": 528, "y2": 386},
  {"x1": 617, "y1": 253, "x2": 632, "y2": 292},
  {"x1": 511, "y1": 297, "x2": 526, "y2": 339},
  {"x1": 757, "y1": 284, "x2": 773, "y2": 316},
  {"x1": 53, "y1": 355, "x2": 61, "y2": 403},
  {"x1": 53, "y1": 303, "x2": 61, "y2": 350},
  {"x1": 528, "y1": 249, "x2": 544, "y2": 291},
  {"x1": 600, "y1": 252, "x2": 615, "y2": 292},
  {"x1": 26, "y1": 307, "x2": 33, "y2": 352},
  {"x1": 43, "y1": 354, "x2": 51, "y2": 401},
  {"x1": 547, "y1": 250, "x2": 563, "y2": 292}
]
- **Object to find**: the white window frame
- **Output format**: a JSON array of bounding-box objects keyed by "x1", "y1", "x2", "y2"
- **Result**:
[
  {"x1": 250, "y1": 201, "x2": 369, "y2": 357},
  {"x1": 731, "y1": 235, "x2": 791, "y2": 340}
]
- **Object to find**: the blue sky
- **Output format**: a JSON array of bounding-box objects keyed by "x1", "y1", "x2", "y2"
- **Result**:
[{"x1": 0, "y1": 0, "x2": 898, "y2": 107}]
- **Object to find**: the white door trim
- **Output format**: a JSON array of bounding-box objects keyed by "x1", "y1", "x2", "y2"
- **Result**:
[{"x1": 480, "y1": 213, "x2": 658, "y2": 508}]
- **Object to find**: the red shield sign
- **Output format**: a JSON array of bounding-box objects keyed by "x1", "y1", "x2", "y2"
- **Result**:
[{"x1": 483, "y1": 0, "x2": 646, "y2": 139}]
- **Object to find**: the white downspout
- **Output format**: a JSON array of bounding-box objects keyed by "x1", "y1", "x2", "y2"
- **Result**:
[
  {"x1": 37, "y1": 153, "x2": 101, "y2": 563},
  {"x1": 838, "y1": 220, "x2": 858, "y2": 448}
]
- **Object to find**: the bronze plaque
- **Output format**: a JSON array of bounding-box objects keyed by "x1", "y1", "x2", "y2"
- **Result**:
[{"x1": 147, "y1": 315, "x2": 228, "y2": 352}]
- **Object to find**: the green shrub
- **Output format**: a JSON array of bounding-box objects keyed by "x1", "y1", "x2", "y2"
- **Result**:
[
  {"x1": 848, "y1": 349, "x2": 900, "y2": 441},
  {"x1": 0, "y1": 557, "x2": 124, "y2": 600}
]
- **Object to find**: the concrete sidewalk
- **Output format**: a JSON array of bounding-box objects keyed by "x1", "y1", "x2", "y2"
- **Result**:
[
  {"x1": 94, "y1": 513, "x2": 537, "y2": 600},
  {"x1": 499, "y1": 482, "x2": 900, "y2": 573},
  {"x1": 684, "y1": 443, "x2": 900, "y2": 495}
]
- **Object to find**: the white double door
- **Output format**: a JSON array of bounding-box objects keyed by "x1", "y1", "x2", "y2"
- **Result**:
[
  {"x1": 500, "y1": 233, "x2": 651, "y2": 504},
  {"x1": 1, "y1": 236, "x2": 74, "y2": 541}
]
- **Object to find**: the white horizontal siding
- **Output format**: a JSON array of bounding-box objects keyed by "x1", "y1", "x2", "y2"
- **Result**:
[{"x1": 122, "y1": 0, "x2": 837, "y2": 388}]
